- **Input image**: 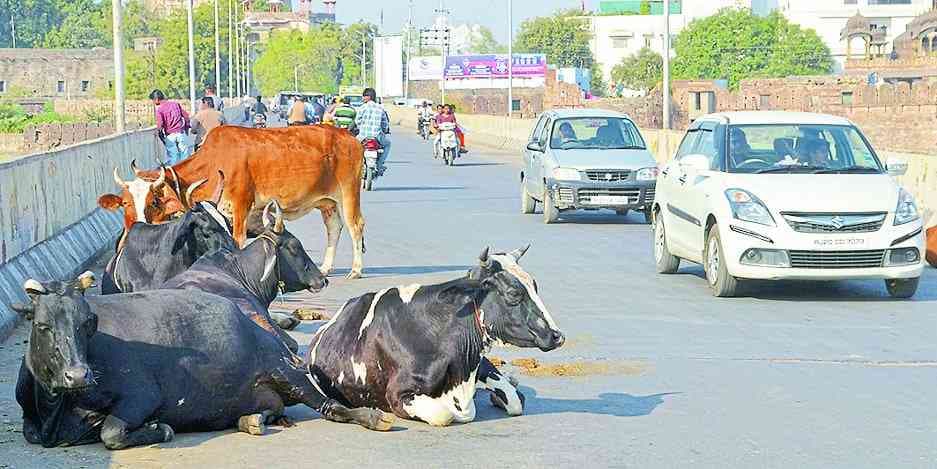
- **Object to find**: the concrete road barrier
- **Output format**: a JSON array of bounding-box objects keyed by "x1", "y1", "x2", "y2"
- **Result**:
[{"x1": 0, "y1": 128, "x2": 160, "y2": 338}]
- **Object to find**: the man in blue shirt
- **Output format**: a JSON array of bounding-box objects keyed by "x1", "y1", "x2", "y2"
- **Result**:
[{"x1": 354, "y1": 88, "x2": 391, "y2": 174}]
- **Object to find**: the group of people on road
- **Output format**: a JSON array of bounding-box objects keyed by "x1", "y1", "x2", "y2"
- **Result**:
[
  {"x1": 151, "y1": 86, "x2": 227, "y2": 164},
  {"x1": 418, "y1": 101, "x2": 468, "y2": 154}
]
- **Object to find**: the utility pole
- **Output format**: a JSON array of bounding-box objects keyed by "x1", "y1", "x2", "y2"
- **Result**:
[
  {"x1": 405, "y1": 0, "x2": 413, "y2": 102},
  {"x1": 10, "y1": 15, "x2": 15, "y2": 48},
  {"x1": 507, "y1": 0, "x2": 513, "y2": 121},
  {"x1": 214, "y1": 0, "x2": 221, "y2": 98},
  {"x1": 186, "y1": 0, "x2": 197, "y2": 113},
  {"x1": 361, "y1": 33, "x2": 367, "y2": 85},
  {"x1": 246, "y1": 40, "x2": 252, "y2": 96},
  {"x1": 662, "y1": 0, "x2": 671, "y2": 131},
  {"x1": 111, "y1": 0, "x2": 125, "y2": 132},
  {"x1": 436, "y1": 0, "x2": 449, "y2": 105},
  {"x1": 235, "y1": 4, "x2": 241, "y2": 97},
  {"x1": 227, "y1": 0, "x2": 233, "y2": 98}
]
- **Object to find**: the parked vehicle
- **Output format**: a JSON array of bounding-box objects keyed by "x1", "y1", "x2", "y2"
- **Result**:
[
  {"x1": 521, "y1": 109, "x2": 658, "y2": 224},
  {"x1": 361, "y1": 138, "x2": 384, "y2": 191},
  {"x1": 653, "y1": 111, "x2": 923, "y2": 298},
  {"x1": 438, "y1": 122, "x2": 459, "y2": 166}
]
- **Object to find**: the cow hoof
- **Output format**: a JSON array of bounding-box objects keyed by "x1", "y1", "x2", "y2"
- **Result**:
[
  {"x1": 158, "y1": 423, "x2": 175, "y2": 443},
  {"x1": 351, "y1": 408, "x2": 395, "y2": 431},
  {"x1": 238, "y1": 414, "x2": 267, "y2": 436},
  {"x1": 345, "y1": 271, "x2": 363, "y2": 280}
]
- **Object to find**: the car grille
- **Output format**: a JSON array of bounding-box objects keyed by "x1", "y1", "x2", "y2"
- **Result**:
[
  {"x1": 788, "y1": 250, "x2": 886, "y2": 269},
  {"x1": 584, "y1": 170, "x2": 631, "y2": 182},
  {"x1": 644, "y1": 187, "x2": 656, "y2": 203},
  {"x1": 578, "y1": 188, "x2": 641, "y2": 204},
  {"x1": 557, "y1": 187, "x2": 575, "y2": 204},
  {"x1": 782, "y1": 213, "x2": 886, "y2": 234}
]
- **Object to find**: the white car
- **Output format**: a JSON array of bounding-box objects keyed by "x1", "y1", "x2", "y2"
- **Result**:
[{"x1": 653, "y1": 111, "x2": 924, "y2": 298}]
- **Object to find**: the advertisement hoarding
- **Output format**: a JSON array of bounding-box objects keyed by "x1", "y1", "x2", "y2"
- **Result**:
[
  {"x1": 407, "y1": 56, "x2": 444, "y2": 81},
  {"x1": 444, "y1": 54, "x2": 547, "y2": 80},
  {"x1": 374, "y1": 35, "x2": 404, "y2": 98}
]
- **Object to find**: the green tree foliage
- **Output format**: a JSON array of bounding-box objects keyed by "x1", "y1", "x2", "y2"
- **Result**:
[
  {"x1": 42, "y1": 0, "x2": 109, "y2": 49},
  {"x1": 468, "y1": 26, "x2": 506, "y2": 54},
  {"x1": 611, "y1": 47, "x2": 663, "y2": 92},
  {"x1": 639, "y1": 0, "x2": 651, "y2": 15},
  {"x1": 514, "y1": 9, "x2": 593, "y2": 68},
  {"x1": 0, "y1": 102, "x2": 73, "y2": 133},
  {"x1": 590, "y1": 63, "x2": 607, "y2": 97},
  {"x1": 672, "y1": 9, "x2": 832, "y2": 88}
]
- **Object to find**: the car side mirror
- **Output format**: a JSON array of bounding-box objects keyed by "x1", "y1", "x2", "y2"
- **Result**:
[
  {"x1": 886, "y1": 159, "x2": 908, "y2": 177},
  {"x1": 679, "y1": 153, "x2": 711, "y2": 173},
  {"x1": 527, "y1": 141, "x2": 543, "y2": 152}
]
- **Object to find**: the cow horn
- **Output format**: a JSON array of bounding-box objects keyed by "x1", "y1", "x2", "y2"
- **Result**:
[
  {"x1": 75, "y1": 271, "x2": 95, "y2": 292},
  {"x1": 261, "y1": 246, "x2": 277, "y2": 282},
  {"x1": 273, "y1": 200, "x2": 284, "y2": 234},
  {"x1": 130, "y1": 159, "x2": 143, "y2": 176},
  {"x1": 210, "y1": 171, "x2": 225, "y2": 205},
  {"x1": 23, "y1": 279, "x2": 47, "y2": 295},
  {"x1": 479, "y1": 246, "x2": 492, "y2": 268},
  {"x1": 152, "y1": 166, "x2": 166, "y2": 189},
  {"x1": 185, "y1": 178, "x2": 208, "y2": 205},
  {"x1": 509, "y1": 244, "x2": 530, "y2": 261},
  {"x1": 166, "y1": 166, "x2": 183, "y2": 203},
  {"x1": 113, "y1": 167, "x2": 128, "y2": 188},
  {"x1": 262, "y1": 201, "x2": 275, "y2": 228}
]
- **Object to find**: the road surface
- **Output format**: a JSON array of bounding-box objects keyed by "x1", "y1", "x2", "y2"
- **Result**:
[{"x1": 0, "y1": 130, "x2": 935, "y2": 468}]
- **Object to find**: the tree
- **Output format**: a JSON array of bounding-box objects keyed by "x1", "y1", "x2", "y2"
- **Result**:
[
  {"x1": 672, "y1": 8, "x2": 832, "y2": 88},
  {"x1": 514, "y1": 9, "x2": 593, "y2": 68},
  {"x1": 590, "y1": 63, "x2": 607, "y2": 97},
  {"x1": 0, "y1": 0, "x2": 69, "y2": 47},
  {"x1": 610, "y1": 47, "x2": 662, "y2": 93},
  {"x1": 42, "y1": 0, "x2": 109, "y2": 49},
  {"x1": 639, "y1": 0, "x2": 651, "y2": 15},
  {"x1": 467, "y1": 26, "x2": 505, "y2": 54}
]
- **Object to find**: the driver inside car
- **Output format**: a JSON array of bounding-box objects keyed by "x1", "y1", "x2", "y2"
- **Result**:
[
  {"x1": 553, "y1": 122, "x2": 578, "y2": 146},
  {"x1": 729, "y1": 127, "x2": 752, "y2": 166},
  {"x1": 794, "y1": 138, "x2": 834, "y2": 167}
]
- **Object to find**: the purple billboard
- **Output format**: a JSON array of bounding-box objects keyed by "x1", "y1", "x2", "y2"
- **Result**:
[{"x1": 444, "y1": 54, "x2": 547, "y2": 79}]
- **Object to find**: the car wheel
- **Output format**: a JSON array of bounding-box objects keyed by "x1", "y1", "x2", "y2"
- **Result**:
[
  {"x1": 704, "y1": 224, "x2": 739, "y2": 297},
  {"x1": 654, "y1": 213, "x2": 680, "y2": 274},
  {"x1": 885, "y1": 277, "x2": 919, "y2": 299},
  {"x1": 521, "y1": 178, "x2": 536, "y2": 214},
  {"x1": 615, "y1": 209, "x2": 629, "y2": 217},
  {"x1": 542, "y1": 188, "x2": 559, "y2": 224}
]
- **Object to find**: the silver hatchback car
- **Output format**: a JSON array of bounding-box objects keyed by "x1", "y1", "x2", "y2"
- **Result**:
[{"x1": 521, "y1": 109, "x2": 659, "y2": 224}]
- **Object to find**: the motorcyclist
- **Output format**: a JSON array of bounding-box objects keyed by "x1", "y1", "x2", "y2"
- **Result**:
[
  {"x1": 434, "y1": 104, "x2": 467, "y2": 155},
  {"x1": 333, "y1": 97, "x2": 358, "y2": 134},
  {"x1": 249, "y1": 96, "x2": 268, "y2": 122},
  {"x1": 354, "y1": 87, "x2": 391, "y2": 175},
  {"x1": 417, "y1": 101, "x2": 433, "y2": 136}
]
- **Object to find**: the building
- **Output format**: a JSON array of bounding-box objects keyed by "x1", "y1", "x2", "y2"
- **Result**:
[
  {"x1": 143, "y1": 0, "x2": 213, "y2": 17},
  {"x1": 777, "y1": 0, "x2": 934, "y2": 71},
  {"x1": 588, "y1": 1, "x2": 760, "y2": 89},
  {"x1": 0, "y1": 48, "x2": 113, "y2": 99},
  {"x1": 842, "y1": 7, "x2": 937, "y2": 83}
]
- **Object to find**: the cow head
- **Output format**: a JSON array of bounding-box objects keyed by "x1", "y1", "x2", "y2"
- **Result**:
[
  {"x1": 174, "y1": 200, "x2": 237, "y2": 258},
  {"x1": 11, "y1": 272, "x2": 98, "y2": 394},
  {"x1": 258, "y1": 201, "x2": 328, "y2": 293},
  {"x1": 470, "y1": 246, "x2": 565, "y2": 352},
  {"x1": 98, "y1": 162, "x2": 187, "y2": 229}
]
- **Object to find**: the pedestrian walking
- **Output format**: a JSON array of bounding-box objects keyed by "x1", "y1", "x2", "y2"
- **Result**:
[
  {"x1": 150, "y1": 89, "x2": 191, "y2": 164},
  {"x1": 203, "y1": 86, "x2": 224, "y2": 113},
  {"x1": 190, "y1": 96, "x2": 226, "y2": 150}
]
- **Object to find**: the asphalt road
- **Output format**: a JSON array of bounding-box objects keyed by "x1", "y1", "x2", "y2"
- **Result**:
[{"x1": 1, "y1": 130, "x2": 936, "y2": 468}]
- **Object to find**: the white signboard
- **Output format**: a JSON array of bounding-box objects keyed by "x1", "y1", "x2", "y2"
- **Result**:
[
  {"x1": 374, "y1": 35, "x2": 404, "y2": 98},
  {"x1": 407, "y1": 56, "x2": 443, "y2": 81}
]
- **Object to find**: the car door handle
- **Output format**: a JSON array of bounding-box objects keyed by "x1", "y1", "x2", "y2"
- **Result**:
[
  {"x1": 661, "y1": 168, "x2": 669, "y2": 176},
  {"x1": 678, "y1": 174, "x2": 687, "y2": 184}
]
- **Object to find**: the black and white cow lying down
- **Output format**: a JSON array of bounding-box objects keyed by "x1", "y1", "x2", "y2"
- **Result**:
[
  {"x1": 12, "y1": 273, "x2": 393, "y2": 450},
  {"x1": 160, "y1": 201, "x2": 327, "y2": 353},
  {"x1": 306, "y1": 246, "x2": 564, "y2": 426}
]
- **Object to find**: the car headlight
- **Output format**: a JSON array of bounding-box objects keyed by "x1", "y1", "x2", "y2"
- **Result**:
[
  {"x1": 636, "y1": 167, "x2": 659, "y2": 181},
  {"x1": 725, "y1": 188, "x2": 775, "y2": 227},
  {"x1": 894, "y1": 188, "x2": 920, "y2": 226},
  {"x1": 552, "y1": 167, "x2": 581, "y2": 181}
]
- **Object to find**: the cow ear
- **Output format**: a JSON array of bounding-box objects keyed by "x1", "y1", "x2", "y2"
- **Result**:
[
  {"x1": 98, "y1": 194, "x2": 123, "y2": 210},
  {"x1": 10, "y1": 303, "x2": 35, "y2": 320}
]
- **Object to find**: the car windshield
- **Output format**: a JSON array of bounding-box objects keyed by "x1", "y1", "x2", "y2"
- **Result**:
[
  {"x1": 549, "y1": 117, "x2": 646, "y2": 150},
  {"x1": 726, "y1": 124, "x2": 883, "y2": 174}
]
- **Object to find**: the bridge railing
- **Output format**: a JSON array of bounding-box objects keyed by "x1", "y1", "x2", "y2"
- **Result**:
[{"x1": 0, "y1": 128, "x2": 160, "y2": 338}]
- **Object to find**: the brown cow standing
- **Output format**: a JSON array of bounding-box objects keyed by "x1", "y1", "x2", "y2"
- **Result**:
[
  {"x1": 926, "y1": 226, "x2": 937, "y2": 267},
  {"x1": 100, "y1": 125, "x2": 366, "y2": 279}
]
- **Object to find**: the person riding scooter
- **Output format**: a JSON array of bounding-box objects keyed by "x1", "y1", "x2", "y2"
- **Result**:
[{"x1": 433, "y1": 104, "x2": 467, "y2": 155}]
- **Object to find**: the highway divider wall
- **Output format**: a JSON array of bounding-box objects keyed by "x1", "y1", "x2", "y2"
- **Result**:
[{"x1": 0, "y1": 128, "x2": 160, "y2": 338}]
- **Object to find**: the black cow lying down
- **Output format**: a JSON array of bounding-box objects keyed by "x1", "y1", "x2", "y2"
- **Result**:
[
  {"x1": 306, "y1": 246, "x2": 564, "y2": 426},
  {"x1": 160, "y1": 201, "x2": 326, "y2": 353},
  {"x1": 12, "y1": 273, "x2": 393, "y2": 450}
]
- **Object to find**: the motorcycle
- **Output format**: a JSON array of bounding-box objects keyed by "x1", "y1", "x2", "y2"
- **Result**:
[
  {"x1": 252, "y1": 112, "x2": 267, "y2": 129},
  {"x1": 361, "y1": 138, "x2": 383, "y2": 191},
  {"x1": 418, "y1": 116, "x2": 431, "y2": 140},
  {"x1": 437, "y1": 122, "x2": 459, "y2": 166}
]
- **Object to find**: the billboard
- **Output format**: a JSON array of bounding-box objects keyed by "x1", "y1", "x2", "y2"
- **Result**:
[
  {"x1": 444, "y1": 54, "x2": 547, "y2": 80},
  {"x1": 408, "y1": 56, "x2": 444, "y2": 81},
  {"x1": 374, "y1": 35, "x2": 404, "y2": 98}
]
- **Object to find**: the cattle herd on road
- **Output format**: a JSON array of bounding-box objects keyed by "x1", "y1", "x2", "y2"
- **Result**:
[{"x1": 7, "y1": 125, "x2": 565, "y2": 450}]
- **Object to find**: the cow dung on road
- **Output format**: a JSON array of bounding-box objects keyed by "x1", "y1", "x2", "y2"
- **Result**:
[
  {"x1": 292, "y1": 307, "x2": 331, "y2": 321},
  {"x1": 510, "y1": 358, "x2": 648, "y2": 377}
]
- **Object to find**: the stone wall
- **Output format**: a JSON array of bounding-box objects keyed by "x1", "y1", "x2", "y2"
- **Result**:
[
  {"x1": 52, "y1": 99, "x2": 156, "y2": 125},
  {"x1": 20, "y1": 123, "x2": 145, "y2": 154},
  {"x1": 0, "y1": 48, "x2": 114, "y2": 99}
]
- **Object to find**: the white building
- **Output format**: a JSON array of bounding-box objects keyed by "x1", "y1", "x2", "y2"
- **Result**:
[
  {"x1": 589, "y1": 1, "x2": 760, "y2": 89},
  {"x1": 776, "y1": 0, "x2": 934, "y2": 71}
]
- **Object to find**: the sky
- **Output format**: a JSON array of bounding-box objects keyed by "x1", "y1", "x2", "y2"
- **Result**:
[{"x1": 297, "y1": 0, "x2": 587, "y2": 40}]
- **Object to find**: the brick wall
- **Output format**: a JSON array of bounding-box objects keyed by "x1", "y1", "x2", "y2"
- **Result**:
[{"x1": 52, "y1": 99, "x2": 156, "y2": 125}]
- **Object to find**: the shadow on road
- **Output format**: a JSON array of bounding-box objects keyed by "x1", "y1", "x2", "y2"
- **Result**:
[
  {"x1": 330, "y1": 265, "x2": 473, "y2": 277},
  {"x1": 371, "y1": 186, "x2": 467, "y2": 192},
  {"x1": 453, "y1": 162, "x2": 506, "y2": 167},
  {"x1": 474, "y1": 387, "x2": 677, "y2": 420},
  {"x1": 555, "y1": 212, "x2": 652, "y2": 225}
]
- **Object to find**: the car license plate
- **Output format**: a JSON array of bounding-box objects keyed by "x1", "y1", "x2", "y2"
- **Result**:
[
  {"x1": 587, "y1": 196, "x2": 629, "y2": 205},
  {"x1": 813, "y1": 238, "x2": 867, "y2": 247}
]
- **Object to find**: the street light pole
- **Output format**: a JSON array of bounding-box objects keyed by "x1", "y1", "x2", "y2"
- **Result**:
[
  {"x1": 246, "y1": 41, "x2": 253, "y2": 96},
  {"x1": 228, "y1": 0, "x2": 233, "y2": 98},
  {"x1": 662, "y1": 0, "x2": 671, "y2": 131},
  {"x1": 111, "y1": 0, "x2": 125, "y2": 132},
  {"x1": 10, "y1": 15, "x2": 15, "y2": 48},
  {"x1": 405, "y1": 0, "x2": 413, "y2": 102},
  {"x1": 361, "y1": 33, "x2": 367, "y2": 85},
  {"x1": 235, "y1": 5, "x2": 241, "y2": 97},
  {"x1": 186, "y1": 0, "x2": 197, "y2": 113},
  {"x1": 507, "y1": 0, "x2": 513, "y2": 120},
  {"x1": 214, "y1": 0, "x2": 221, "y2": 97}
]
